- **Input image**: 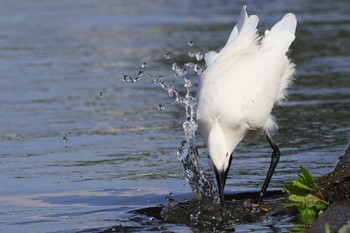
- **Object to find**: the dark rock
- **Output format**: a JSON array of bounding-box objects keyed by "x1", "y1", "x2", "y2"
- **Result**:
[
  {"x1": 336, "y1": 143, "x2": 350, "y2": 169},
  {"x1": 306, "y1": 143, "x2": 350, "y2": 232},
  {"x1": 305, "y1": 200, "x2": 350, "y2": 233},
  {"x1": 316, "y1": 163, "x2": 350, "y2": 203}
]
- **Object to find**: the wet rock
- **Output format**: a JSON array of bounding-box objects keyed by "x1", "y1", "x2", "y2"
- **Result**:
[
  {"x1": 305, "y1": 200, "x2": 350, "y2": 233},
  {"x1": 336, "y1": 143, "x2": 350, "y2": 169},
  {"x1": 316, "y1": 143, "x2": 350, "y2": 204},
  {"x1": 132, "y1": 190, "x2": 286, "y2": 232},
  {"x1": 306, "y1": 143, "x2": 350, "y2": 232},
  {"x1": 316, "y1": 163, "x2": 350, "y2": 203}
]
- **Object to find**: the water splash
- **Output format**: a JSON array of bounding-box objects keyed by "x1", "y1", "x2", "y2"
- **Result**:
[
  {"x1": 123, "y1": 46, "x2": 219, "y2": 204},
  {"x1": 62, "y1": 136, "x2": 68, "y2": 143},
  {"x1": 123, "y1": 75, "x2": 139, "y2": 83},
  {"x1": 195, "y1": 52, "x2": 204, "y2": 61},
  {"x1": 62, "y1": 132, "x2": 71, "y2": 149},
  {"x1": 99, "y1": 90, "x2": 106, "y2": 96},
  {"x1": 172, "y1": 63, "x2": 187, "y2": 77},
  {"x1": 177, "y1": 141, "x2": 219, "y2": 203},
  {"x1": 164, "y1": 53, "x2": 171, "y2": 60}
]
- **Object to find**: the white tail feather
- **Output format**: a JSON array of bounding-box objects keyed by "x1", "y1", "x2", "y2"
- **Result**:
[
  {"x1": 262, "y1": 13, "x2": 297, "y2": 105},
  {"x1": 271, "y1": 13, "x2": 297, "y2": 35},
  {"x1": 224, "y1": 5, "x2": 259, "y2": 49},
  {"x1": 262, "y1": 13, "x2": 297, "y2": 53},
  {"x1": 205, "y1": 5, "x2": 260, "y2": 67}
]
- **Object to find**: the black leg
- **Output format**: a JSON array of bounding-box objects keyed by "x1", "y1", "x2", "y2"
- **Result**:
[{"x1": 258, "y1": 134, "x2": 280, "y2": 204}]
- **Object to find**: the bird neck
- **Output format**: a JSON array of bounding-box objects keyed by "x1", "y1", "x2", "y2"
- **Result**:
[
  {"x1": 208, "y1": 120, "x2": 231, "y2": 172},
  {"x1": 208, "y1": 120, "x2": 247, "y2": 172}
]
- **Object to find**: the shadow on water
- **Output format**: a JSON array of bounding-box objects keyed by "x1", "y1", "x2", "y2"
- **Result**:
[{"x1": 96, "y1": 190, "x2": 297, "y2": 233}]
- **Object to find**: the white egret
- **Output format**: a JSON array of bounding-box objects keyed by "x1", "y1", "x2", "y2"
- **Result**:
[{"x1": 196, "y1": 6, "x2": 297, "y2": 203}]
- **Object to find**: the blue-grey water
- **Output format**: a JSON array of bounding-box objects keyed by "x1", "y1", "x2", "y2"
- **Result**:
[{"x1": 0, "y1": 0, "x2": 349, "y2": 232}]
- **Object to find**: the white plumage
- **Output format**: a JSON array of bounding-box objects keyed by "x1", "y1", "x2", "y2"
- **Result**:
[{"x1": 196, "y1": 6, "x2": 297, "y2": 203}]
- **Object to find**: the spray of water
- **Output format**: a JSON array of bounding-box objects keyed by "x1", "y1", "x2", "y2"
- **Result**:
[{"x1": 123, "y1": 42, "x2": 219, "y2": 204}]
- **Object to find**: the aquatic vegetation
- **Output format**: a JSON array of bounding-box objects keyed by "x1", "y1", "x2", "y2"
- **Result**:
[
  {"x1": 325, "y1": 224, "x2": 350, "y2": 233},
  {"x1": 284, "y1": 165, "x2": 328, "y2": 223}
]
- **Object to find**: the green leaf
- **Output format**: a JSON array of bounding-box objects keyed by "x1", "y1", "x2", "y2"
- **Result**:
[
  {"x1": 297, "y1": 174, "x2": 314, "y2": 189},
  {"x1": 291, "y1": 180, "x2": 313, "y2": 191},
  {"x1": 325, "y1": 224, "x2": 331, "y2": 233},
  {"x1": 338, "y1": 224, "x2": 350, "y2": 233},
  {"x1": 298, "y1": 207, "x2": 317, "y2": 223},
  {"x1": 299, "y1": 165, "x2": 315, "y2": 188},
  {"x1": 284, "y1": 180, "x2": 312, "y2": 196},
  {"x1": 303, "y1": 194, "x2": 327, "y2": 210},
  {"x1": 283, "y1": 165, "x2": 328, "y2": 225}
]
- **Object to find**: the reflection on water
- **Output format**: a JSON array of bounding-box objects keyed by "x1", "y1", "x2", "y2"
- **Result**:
[{"x1": 0, "y1": 0, "x2": 349, "y2": 232}]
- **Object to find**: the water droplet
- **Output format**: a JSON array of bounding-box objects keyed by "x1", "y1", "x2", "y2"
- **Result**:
[
  {"x1": 194, "y1": 64, "x2": 204, "y2": 75},
  {"x1": 154, "y1": 79, "x2": 161, "y2": 85},
  {"x1": 173, "y1": 65, "x2": 187, "y2": 77},
  {"x1": 164, "y1": 53, "x2": 170, "y2": 59},
  {"x1": 158, "y1": 104, "x2": 165, "y2": 111},
  {"x1": 99, "y1": 91, "x2": 106, "y2": 96},
  {"x1": 137, "y1": 188, "x2": 141, "y2": 192},
  {"x1": 188, "y1": 51, "x2": 195, "y2": 58},
  {"x1": 172, "y1": 63, "x2": 187, "y2": 76},
  {"x1": 184, "y1": 77, "x2": 192, "y2": 88},
  {"x1": 195, "y1": 52, "x2": 204, "y2": 61},
  {"x1": 141, "y1": 62, "x2": 147, "y2": 69},
  {"x1": 123, "y1": 75, "x2": 133, "y2": 83},
  {"x1": 149, "y1": 217, "x2": 154, "y2": 221},
  {"x1": 137, "y1": 70, "x2": 143, "y2": 76},
  {"x1": 172, "y1": 63, "x2": 178, "y2": 71},
  {"x1": 167, "y1": 86, "x2": 177, "y2": 97},
  {"x1": 63, "y1": 136, "x2": 68, "y2": 143},
  {"x1": 188, "y1": 40, "x2": 194, "y2": 46},
  {"x1": 185, "y1": 62, "x2": 194, "y2": 68},
  {"x1": 123, "y1": 75, "x2": 139, "y2": 83}
]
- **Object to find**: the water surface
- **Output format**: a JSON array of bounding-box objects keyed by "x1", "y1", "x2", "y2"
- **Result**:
[{"x1": 0, "y1": 0, "x2": 349, "y2": 232}]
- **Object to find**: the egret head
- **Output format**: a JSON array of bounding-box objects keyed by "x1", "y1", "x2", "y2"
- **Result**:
[{"x1": 207, "y1": 119, "x2": 233, "y2": 203}]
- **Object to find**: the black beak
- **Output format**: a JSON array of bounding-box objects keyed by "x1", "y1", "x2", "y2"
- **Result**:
[
  {"x1": 213, "y1": 155, "x2": 233, "y2": 204},
  {"x1": 214, "y1": 166, "x2": 227, "y2": 204}
]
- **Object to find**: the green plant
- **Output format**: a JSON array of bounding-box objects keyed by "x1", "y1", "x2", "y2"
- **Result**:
[
  {"x1": 325, "y1": 224, "x2": 350, "y2": 233},
  {"x1": 284, "y1": 166, "x2": 328, "y2": 223}
]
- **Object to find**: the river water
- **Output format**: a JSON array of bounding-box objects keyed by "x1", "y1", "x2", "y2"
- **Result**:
[{"x1": 0, "y1": 0, "x2": 349, "y2": 232}]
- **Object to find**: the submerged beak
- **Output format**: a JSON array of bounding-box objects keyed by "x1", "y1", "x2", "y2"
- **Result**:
[{"x1": 214, "y1": 166, "x2": 228, "y2": 204}]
